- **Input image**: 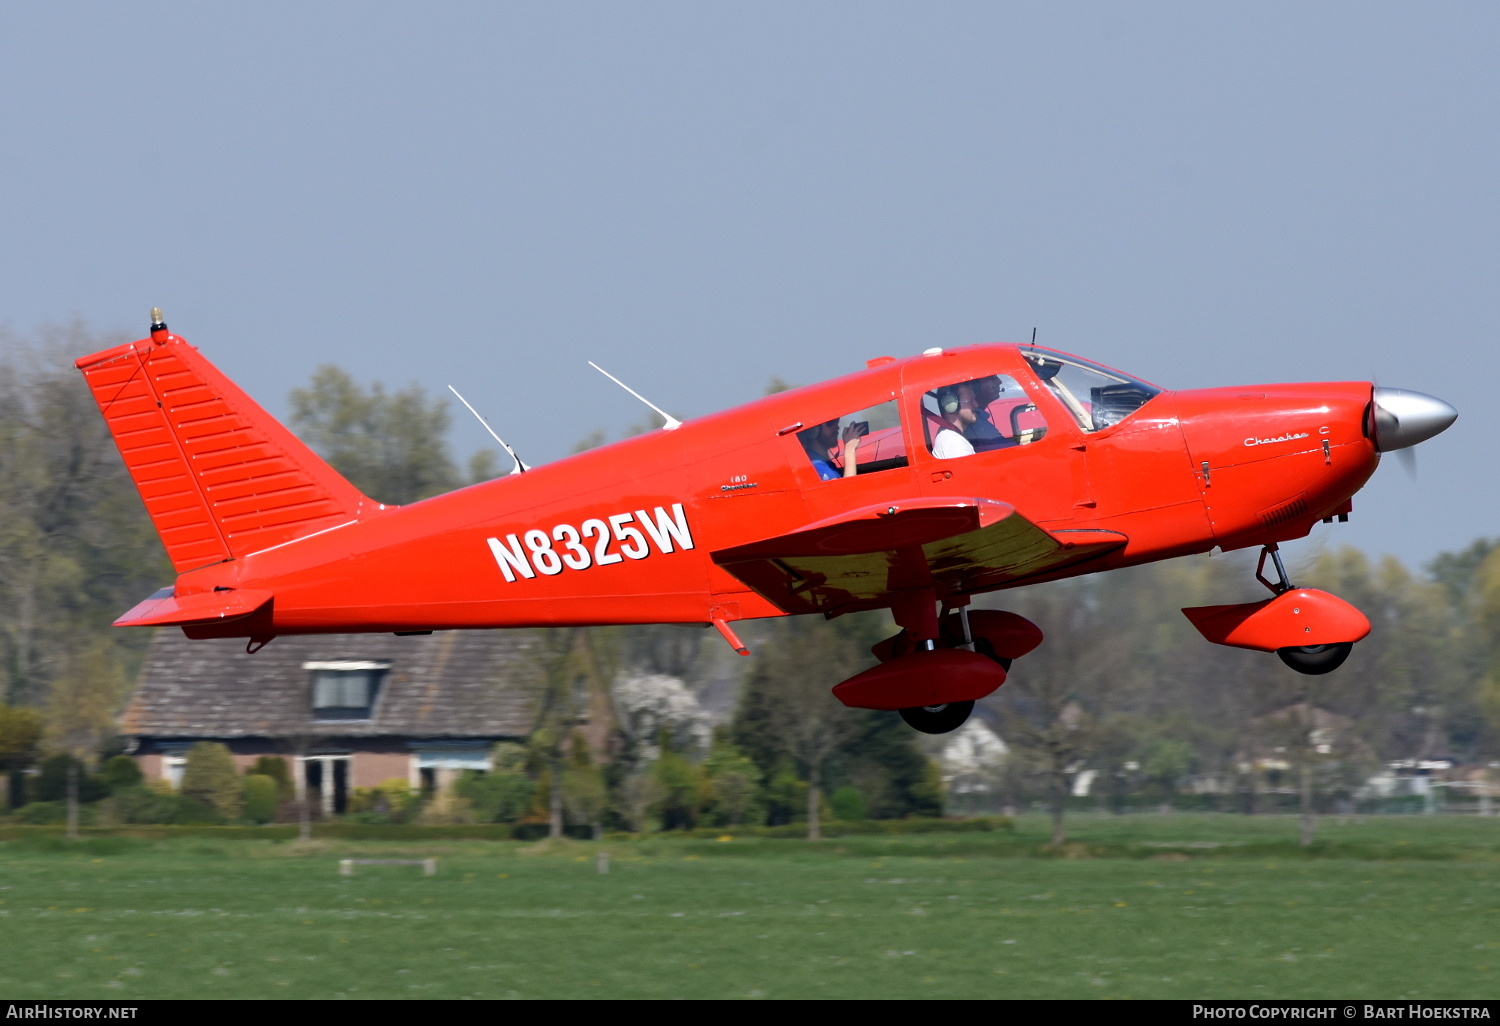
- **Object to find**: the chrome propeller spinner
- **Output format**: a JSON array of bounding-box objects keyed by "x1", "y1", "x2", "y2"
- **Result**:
[{"x1": 1371, "y1": 387, "x2": 1457, "y2": 453}]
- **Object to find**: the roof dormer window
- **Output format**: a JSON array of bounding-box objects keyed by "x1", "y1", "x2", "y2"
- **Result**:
[{"x1": 305, "y1": 661, "x2": 389, "y2": 721}]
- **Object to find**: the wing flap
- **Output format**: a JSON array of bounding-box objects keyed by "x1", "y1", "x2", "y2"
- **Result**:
[{"x1": 711, "y1": 498, "x2": 1125, "y2": 615}]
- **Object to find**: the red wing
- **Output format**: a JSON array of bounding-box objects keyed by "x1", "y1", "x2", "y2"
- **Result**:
[{"x1": 710, "y1": 497, "x2": 1125, "y2": 616}]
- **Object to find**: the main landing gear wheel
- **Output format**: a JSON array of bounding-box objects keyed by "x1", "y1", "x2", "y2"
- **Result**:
[
  {"x1": 1276, "y1": 642, "x2": 1354, "y2": 675},
  {"x1": 898, "y1": 700, "x2": 975, "y2": 734},
  {"x1": 973, "y1": 637, "x2": 1011, "y2": 671}
]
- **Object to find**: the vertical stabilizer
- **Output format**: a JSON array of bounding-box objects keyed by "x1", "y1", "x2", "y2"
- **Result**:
[{"x1": 76, "y1": 331, "x2": 372, "y2": 574}]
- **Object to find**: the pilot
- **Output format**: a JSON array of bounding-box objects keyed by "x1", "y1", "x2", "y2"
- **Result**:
[
  {"x1": 961, "y1": 376, "x2": 1011, "y2": 448},
  {"x1": 931, "y1": 389, "x2": 976, "y2": 459},
  {"x1": 799, "y1": 418, "x2": 869, "y2": 479}
]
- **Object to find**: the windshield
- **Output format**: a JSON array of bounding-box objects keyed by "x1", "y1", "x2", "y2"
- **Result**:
[{"x1": 1021, "y1": 350, "x2": 1162, "y2": 432}]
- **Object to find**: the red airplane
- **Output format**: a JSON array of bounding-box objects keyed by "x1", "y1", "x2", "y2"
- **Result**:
[{"x1": 76, "y1": 312, "x2": 1456, "y2": 734}]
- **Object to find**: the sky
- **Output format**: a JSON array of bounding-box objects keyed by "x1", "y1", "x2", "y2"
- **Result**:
[{"x1": 0, "y1": 2, "x2": 1494, "y2": 573}]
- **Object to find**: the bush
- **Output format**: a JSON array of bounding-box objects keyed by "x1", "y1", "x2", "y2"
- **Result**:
[
  {"x1": 181, "y1": 743, "x2": 241, "y2": 820},
  {"x1": 668, "y1": 815, "x2": 1012, "y2": 839},
  {"x1": 455, "y1": 772, "x2": 534, "y2": 824},
  {"x1": 30, "y1": 755, "x2": 108, "y2": 804},
  {"x1": 113, "y1": 783, "x2": 221, "y2": 825},
  {"x1": 349, "y1": 778, "x2": 421, "y2": 824},
  {"x1": 100, "y1": 755, "x2": 143, "y2": 793},
  {"x1": 13, "y1": 800, "x2": 102, "y2": 826},
  {"x1": 248, "y1": 756, "x2": 294, "y2": 802},
  {"x1": 15, "y1": 801, "x2": 67, "y2": 824},
  {"x1": 829, "y1": 786, "x2": 868, "y2": 822},
  {"x1": 242, "y1": 775, "x2": 278, "y2": 824}
]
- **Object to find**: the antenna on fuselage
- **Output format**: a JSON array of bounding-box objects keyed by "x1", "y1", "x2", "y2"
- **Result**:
[
  {"x1": 447, "y1": 385, "x2": 529, "y2": 475},
  {"x1": 586, "y1": 361, "x2": 682, "y2": 430}
]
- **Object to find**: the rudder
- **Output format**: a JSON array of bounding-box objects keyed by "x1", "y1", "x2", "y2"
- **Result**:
[{"x1": 76, "y1": 331, "x2": 372, "y2": 574}]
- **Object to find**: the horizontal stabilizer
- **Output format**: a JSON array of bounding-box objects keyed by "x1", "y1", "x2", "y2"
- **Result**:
[
  {"x1": 711, "y1": 497, "x2": 1126, "y2": 616},
  {"x1": 114, "y1": 587, "x2": 273, "y2": 627}
]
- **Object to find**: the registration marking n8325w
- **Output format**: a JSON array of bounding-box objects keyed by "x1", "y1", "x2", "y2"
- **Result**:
[{"x1": 486, "y1": 503, "x2": 694, "y2": 582}]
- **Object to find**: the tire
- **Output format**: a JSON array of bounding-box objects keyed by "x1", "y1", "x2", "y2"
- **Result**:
[
  {"x1": 1276, "y1": 642, "x2": 1354, "y2": 675},
  {"x1": 973, "y1": 638, "x2": 1012, "y2": 671},
  {"x1": 898, "y1": 700, "x2": 975, "y2": 734}
]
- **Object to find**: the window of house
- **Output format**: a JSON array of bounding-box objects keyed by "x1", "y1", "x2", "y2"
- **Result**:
[
  {"x1": 163, "y1": 754, "x2": 186, "y2": 789},
  {"x1": 795, "y1": 399, "x2": 907, "y2": 479},
  {"x1": 922, "y1": 373, "x2": 1047, "y2": 459},
  {"x1": 1022, "y1": 351, "x2": 1160, "y2": 432},
  {"x1": 305, "y1": 661, "x2": 389, "y2": 720}
]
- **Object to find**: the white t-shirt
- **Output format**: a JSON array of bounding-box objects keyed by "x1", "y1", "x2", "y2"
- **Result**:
[{"x1": 932, "y1": 428, "x2": 975, "y2": 459}]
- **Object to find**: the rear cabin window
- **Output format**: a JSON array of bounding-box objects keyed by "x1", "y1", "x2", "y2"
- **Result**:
[
  {"x1": 796, "y1": 399, "x2": 907, "y2": 479},
  {"x1": 922, "y1": 373, "x2": 1048, "y2": 459}
]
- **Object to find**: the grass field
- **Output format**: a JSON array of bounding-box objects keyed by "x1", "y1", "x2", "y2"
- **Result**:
[{"x1": 1, "y1": 813, "x2": 1497, "y2": 999}]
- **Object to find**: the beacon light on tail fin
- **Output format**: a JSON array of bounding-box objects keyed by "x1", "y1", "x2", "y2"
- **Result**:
[
  {"x1": 80, "y1": 311, "x2": 1456, "y2": 733},
  {"x1": 75, "y1": 310, "x2": 375, "y2": 574}
]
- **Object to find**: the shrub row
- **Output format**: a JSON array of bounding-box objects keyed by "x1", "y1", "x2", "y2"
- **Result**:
[{"x1": 0, "y1": 816, "x2": 1010, "y2": 842}]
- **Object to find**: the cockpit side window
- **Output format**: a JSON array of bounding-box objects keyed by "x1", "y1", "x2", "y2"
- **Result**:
[
  {"x1": 922, "y1": 373, "x2": 1048, "y2": 460},
  {"x1": 796, "y1": 399, "x2": 907, "y2": 479},
  {"x1": 1022, "y1": 352, "x2": 1161, "y2": 432}
]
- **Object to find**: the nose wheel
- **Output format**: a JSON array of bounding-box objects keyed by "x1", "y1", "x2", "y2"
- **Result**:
[
  {"x1": 899, "y1": 700, "x2": 975, "y2": 734},
  {"x1": 1276, "y1": 642, "x2": 1353, "y2": 675},
  {"x1": 1258, "y1": 545, "x2": 1359, "y2": 676}
]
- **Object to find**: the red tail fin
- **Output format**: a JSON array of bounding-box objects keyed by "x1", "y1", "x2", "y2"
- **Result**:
[{"x1": 76, "y1": 333, "x2": 371, "y2": 573}]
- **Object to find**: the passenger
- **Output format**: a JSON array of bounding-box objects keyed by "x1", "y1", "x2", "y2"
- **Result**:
[
  {"x1": 930, "y1": 389, "x2": 976, "y2": 459},
  {"x1": 799, "y1": 418, "x2": 869, "y2": 479}
]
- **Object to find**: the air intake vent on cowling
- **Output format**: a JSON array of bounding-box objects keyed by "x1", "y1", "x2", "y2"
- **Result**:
[{"x1": 1258, "y1": 493, "x2": 1309, "y2": 529}]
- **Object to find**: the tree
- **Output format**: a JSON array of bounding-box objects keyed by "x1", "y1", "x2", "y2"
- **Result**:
[
  {"x1": 1141, "y1": 737, "x2": 1195, "y2": 813},
  {"x1": 1471, "y1": 546, "x2": 1500, "y2": 755},
  {"x1": 1428, "y1": 538, "x2": 1496, "y2": 607},
  {"x1": 613, "y1": 768, "x2": 664, "y2": 833},
  {"x1": 992, "y1": 579, "x2": 1111, "y2": 846},
  {"x1": 701, "y1": 737, "x2": 763, "y2": 826},
  {"x1": 611, "y1": 672, "x2": 711, "y2": 764},
  {"x1": 289, "y1": 364, "x2": 464, "y2": 504},
  {"x1": 45, "y1": 642, "x2": 127, "y2": 838},
  {"x1": 750, "y1": 617, "x2": 866, "y2": 841},
  {"x1": 0, "y1": 702, "x2": 43, "y2": 809},
  {"x1": 181, "y1": 742, "x2": 242, "y2": 820},
  {"x1": 523, "y1": 628, "x2": 594, "y2": 839},
  {"x1": 651, "y1": 741, "x2": 703, "y2": 830},
  {"x1": 562, "y1": 730, "x2": 608, "y2": 837},
  {"x1": 0, "y1": 327, "x2": 169, "y2": 709}
]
